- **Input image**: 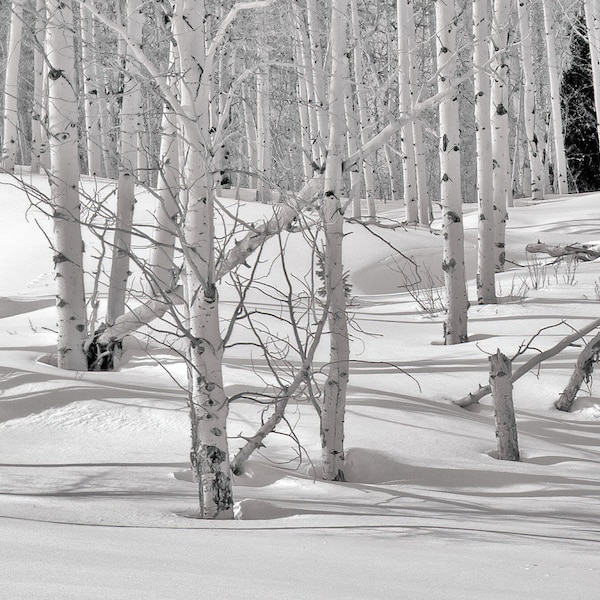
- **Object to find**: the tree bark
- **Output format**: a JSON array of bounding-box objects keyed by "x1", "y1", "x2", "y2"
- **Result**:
[
  {"x1": 473, "y1": 0, "x2": 496, "y2": 304},
  {"x1": 46, "y1": 0, "x2": 88, "y2": 371},
  {"x1": 435, "y1": 0, "x2": 469, "y2": 344},
  {"x1": 490, "y1": 351, "x2": 520, "y2": 461},
  {"x1": 555, "y1": 331, "x2": 600, "y2": 412},
  {"x1": 2, "y1": 0, "x2": 23, "y2": 173}
]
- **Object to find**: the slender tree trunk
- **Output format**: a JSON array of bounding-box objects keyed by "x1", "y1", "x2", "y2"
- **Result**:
[
  {"x1": 435, "y1": 0, "x2": 468, "y2": 344},
  {"x1": 490, "y1": 0, "x2": 511, "y2": 272},
  {"x1": 345, "y1": 81, "x2": 363, "y2": 218},
  {"x1": 397, "y1": 0, "x2": 418, "y2": 222},
  {"x1": 106, "y1": 0, "x2": 145, "y2": 326},
  {"x1": 473, "y1": 0, "x2": 496, "y2": 304},
  {"x1": 585, "y1": 0, "x2": 600, "y2": 152},
  {"x1": 541, "y1": 0, "x2": 569, "y2": 195},
  {"x1": 30, "y1": 0, "x2": 46, "y2": 174},
  {"x1": 256, "y1": 13, "x2": 272, "y2": 203},
  {"x1": 174, "y1": 0, "x2": 233, "y2": 520},
  {"x1": 2, "y1": 0, "x2": 24, "y2": 173},
  {"x1": 517, "y1": 0, "x2": 545, "y2": 200},
  {"x1": 46, "y1": 0, "x2": 88, "y2": 371},
  {"x1": 80, "y1": 4, "x2": 104, "y2": 177},
  {"x1": 320, "y1": 0, "x2": 349, "y2": 482}
]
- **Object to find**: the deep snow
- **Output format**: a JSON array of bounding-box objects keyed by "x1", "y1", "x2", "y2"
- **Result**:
[{"x1": 1, "y1": 171, "x2": 599, "y2": 599}]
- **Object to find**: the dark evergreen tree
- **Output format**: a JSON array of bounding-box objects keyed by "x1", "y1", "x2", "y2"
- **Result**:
[{"x1": 561, "y1": 12, "x2": 600, "y2": 193}]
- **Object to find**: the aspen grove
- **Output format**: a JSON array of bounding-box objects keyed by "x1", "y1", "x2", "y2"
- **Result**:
[{"x1": 1, "y1": 0, "x2": 600, "y2": 523}]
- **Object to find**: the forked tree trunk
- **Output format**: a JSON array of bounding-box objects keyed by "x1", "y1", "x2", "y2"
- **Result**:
[
  {"x1": 435, "y1": 0, "x2": 468, "y2": 344},
  {"x1": 517, "y1": 0, "x2": 544, "y2": 200},
  {"x1": 2, "y1": 0, "x2": 23, "y2": 173},
  {"x1": 106, "y1": 0, "x2": 145, "y2": 326},
  {"x1": 46, "y1": 0, "x2": 88, "y2": 371},
  {"x1": 490, "y1": 351, "x2": 520, "y2": 461},
  {"x1": 473, "y1": 0, "x2": 496, "y2": 304},
  {"x1": 541, "y1": 0, "x2": 569, "y2": 195},
  {"x1": 320, "y1": 0, "x2": 350, "y2": 482},
  {"x1": 174, "y1": 0, "x2": 233, "y2": 519}
]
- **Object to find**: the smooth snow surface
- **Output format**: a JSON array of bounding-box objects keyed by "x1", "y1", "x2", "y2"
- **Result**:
[{"x1": 1, "y1": 173, "x2": 599, "y2": 598}]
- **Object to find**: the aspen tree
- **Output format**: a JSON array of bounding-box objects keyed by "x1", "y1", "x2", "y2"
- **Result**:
[
  {"x1": 584, "y1": 0, "x2": 600, "y2": 151},
  {"x1": 256, "y1": 12, "x2": 272, "y2": 203},
  {"x1": 321, "y1": 0, "x2": 350, "y2": 482},
  {"x1": 2, "y1": 0, "x2": 23, "y2": 172},
  {"x1": 435, "y1": 0, "x2": 468, "y2": 344},
  {"x1": 46, "y1": 0, "x2": 88, "y2": 371},
  {"x1": 541, "y1": 0, "x2": 569, "y2": 195},
  {"x1": 397, "y1": 0, "x2": 418, "y2": 223},
  {"x1": 30, "y1": 0, "x2": 47, "y2": 174},
  {"x1": 516, "y1": 0, "x2": 544, "y2": 200},
  {"x1": 105, "y1": 0, "x2": 145, "y2": 326},
  {"x1": 473, "y1": 0, "x2": 496, "y2": 304},
  {"x1": 490, "y1": 0, "x2": 511, "y2": 272}
]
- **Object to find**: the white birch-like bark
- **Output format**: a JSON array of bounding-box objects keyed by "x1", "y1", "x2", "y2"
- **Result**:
[
  {"x1": 490, "y1": 0, "x2": 511, "y2": 272},
  {"x1": 435, "y1": 0, "x2": 468, "y2": 344},
  {"x1": 489, "y1": 351, "x2": 520, "y2": 461},
  {"x1": 46, "y1": 0, "x2": 88, "y2": 371},
  {"x1": 306, "y1": 0, "x2": 328, "y2": 164},
  {"x1": 350, "y1": 0, "x2": 376, "y2": 218},
  {"x1": 517, "y1": 0, "x2": 545, "y2": 200},
  {"x1": 174, "y1": 0, "x2": 233, "y2": 519},
  {"x1": 320, "y1": 0, "x2": 350, "y2": 482},
  {"x1": 585, "y1": 0, "x2": 600, "y2": 152},
  {"x1": 397, "y1": 0, "x2": 418, "y2": 222},
  {"x1": 256, "y1": 15, "x2": 272, "y2": 203},
  {"x1": 541, "y1": 0, "x2": 569, "y2": 195},
  {"x1": 473, "y1": 0, "x2": 496, "y2": 304},
  {"x1": 241, "y1": 86, "x2": 258, "y2": 189},
  {"x1": 80, "y1": 4, "x2": 104, "y2": 177},
  {"x1": 2, "y1": 0, "x2": 24, "y2": 173},
  {"x1": 30, "y1": 0, "x2": 47, "y2": 174},
  {"x1": 345, "y1": 81, "x2": 363, "y2": 218},
  {"x1": 105, "y1": 0, "x2": 145, "y2": 326}
]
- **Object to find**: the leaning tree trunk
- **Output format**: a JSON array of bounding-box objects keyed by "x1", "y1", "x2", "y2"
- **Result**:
[
  {"x1": 105, "y1": 0, "x2": 145, "y2": 326},
  {"x1": 473, "y1": 0, "x2": 496, "y2": 304},
  {"x1": 46, "y1": 0, "x2": 88, "y2": 371},
  {"x1": 435, "y1": 0, "x2": 468, "y2": 344},
  {"x1": 320, "y1": 0, "x2": 350, "y2": 482},
  {"x1": 174, "y1": 0, "x2": 233, "y2": 520},
  {"x1": 541, "y1": 0, "x2": 569, "y2": 195},
  {"x1": 2, "y1": 0, "x2": 23, "y2": 173}
]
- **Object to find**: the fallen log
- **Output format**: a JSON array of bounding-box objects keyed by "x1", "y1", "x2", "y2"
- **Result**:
[{"x1": 525, "y1": 242, "x2": 600, "y2": 261}]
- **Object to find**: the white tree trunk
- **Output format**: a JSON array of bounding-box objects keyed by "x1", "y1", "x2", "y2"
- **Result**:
[
  {"x1": 106, "y1": 0, "x2": 145, "y2": 326},
  {"x1": 30, "y1": 0, "x2": 47, "y2": 174},
  {"x1": 435, "y1": 0, "x2": 468, "y2": 344},
  {"x1": 541, "y1": 0, "x2": 569, "y2": 195},
  {"x1": 490, "y1": 0, "x2": 511, "y2": 272},
  {"x1": 174, "y1": 0, "x2": 233, "y2": 519},
  {"x1": 397, "y1": 0, "x2": 418, "y2": 223},
  {"x1": 473, "y1": 0, "x2": 496, "y2": 304},
  {"x1": 46, "y1": 0, "x2": 88, "y2": 371},
  {"x1": 256, "y1": 16, "x2": 272, "y2": 203},
  {"x1": 585, "y1": 0, "x2": 600, "y2": 152},
  {"x1": 517, "y1": 0, "x2": 545, "y2": 200},
  {"x1": 490, "y1": 351, "x2": 520, "y2": 461},
  {"x1": 320, "y1": 0, "x2": 349, "y2": 482},
  {"x1": 2, "y1": 0, "x2": 23, "y2": 173},
  {"x1": 80, "y1": 4, "x2": 104, "y2": 177},
  {"x1": 345, "y1": 81, "x2": 363, "y2": 218}
]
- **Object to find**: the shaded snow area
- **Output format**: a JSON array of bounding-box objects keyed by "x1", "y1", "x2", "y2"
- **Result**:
[{"x1": 1, "y1": 172, "x2": 600, "y2": 599}]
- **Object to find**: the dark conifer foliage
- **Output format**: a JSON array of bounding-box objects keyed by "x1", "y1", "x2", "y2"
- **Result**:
[{"x1": 561, "y1": 13, "x2": 600, "y2": 192}]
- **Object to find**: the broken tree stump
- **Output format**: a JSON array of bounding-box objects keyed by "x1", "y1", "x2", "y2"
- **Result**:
[{"x1": 489, "y1": 350, "x2": 520, "y2": 461}]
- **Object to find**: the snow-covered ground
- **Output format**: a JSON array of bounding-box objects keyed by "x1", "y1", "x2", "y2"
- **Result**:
[{"x1": 1, "y1": 172, "x2": 599, "y2": 599}]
